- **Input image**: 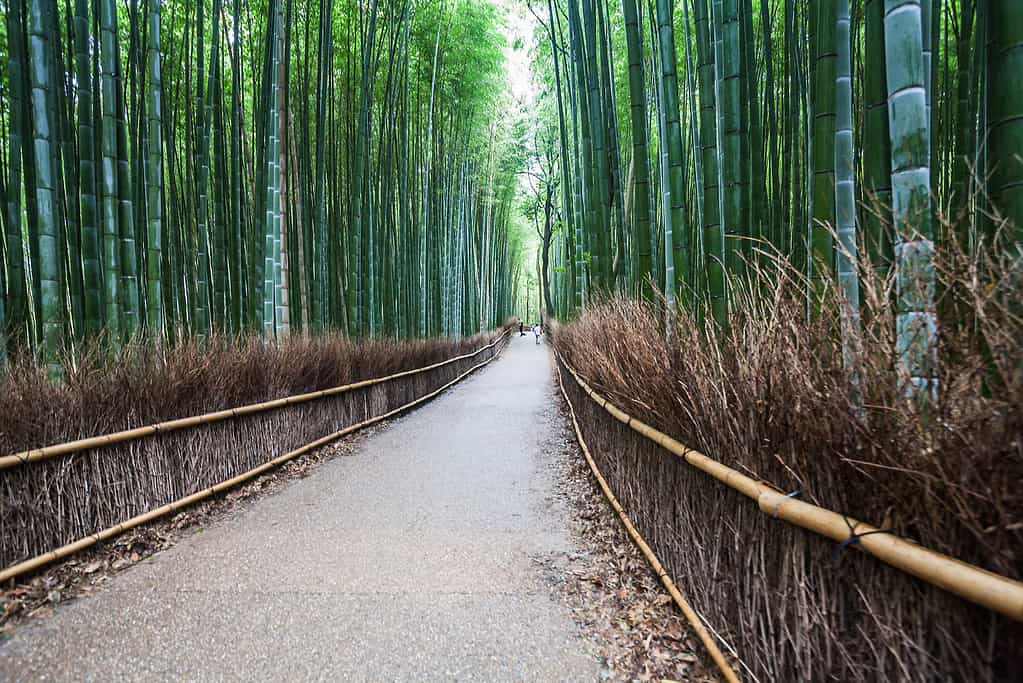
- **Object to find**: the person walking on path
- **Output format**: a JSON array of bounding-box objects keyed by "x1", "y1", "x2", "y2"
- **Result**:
[
  {"x1": 533, "y1": 323, "x2": 542, "y2": 345},
  {"x1": 519, "y1": 321, "x2": 525, "y2": 336}
]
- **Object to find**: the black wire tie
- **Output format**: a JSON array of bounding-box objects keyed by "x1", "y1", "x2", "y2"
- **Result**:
[{"x1": 833, "y1": 515, "x2": 895, "y2": 564}]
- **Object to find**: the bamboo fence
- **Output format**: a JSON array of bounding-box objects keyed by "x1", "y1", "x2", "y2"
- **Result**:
[
  {"x1": 556, "y1": 363, "x2": 742, "y2": 682},
  {"x1": 0, "y1": 332, "x2": 510, "y2": 578},
  {"x1": 556, "y1": 350, "x2": 1023, "y2": 681}
]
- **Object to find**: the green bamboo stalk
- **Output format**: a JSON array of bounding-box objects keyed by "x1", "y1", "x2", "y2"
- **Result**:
[
  {"x1": 115, "y1": 29, "x2": 140, "y2": 339},
  {"x1": 560, "y1": 2, "x2": 587, "y2": 305},
  {"x1": 836, "y1": 0, "x2": 862, "y2": 406},
  {"x1": 739, "y1": 0, "x2": 760, "y2": 268},
  {"x1": 885, "y1": 0, "x2": 938, "y2": 399},
  {"x1": 595, "y1": 0, "x2": 626, "y2": 289},
  {"x1": 547, "y1": 0, "x2": 575, "y2": 310},
  {"x1": 783, "y1": 0, "x2": 807, "y2": 276},
  {"x1": 128, "y1": 0, "x2": 146, "y2": 332},
  {"x1": 352, "y1": 0, "x2": 379, "y2": 336},
  {"x1": 27, "y1": 0, "x2": 64, "y2": 377},
  {"x1": 652, "y1": 1, "x2": 675, "y2": 311},
  {"x1": 419, "y1": 0, "x2": 443, "y2": 335},
  {"x1": 99, "y1": 0, "x2": 121, "y2": 338},
  {"x1": 146, "y1": 0, "x2": 163, "y2": 335},
  {"x1": 53, "y1": 2, "x2": 83, "y2": 341},
  {"x1": 4, "y1": 0, "x2": 29, "y2": 349},
  {"x1": 622, "y1": 0, "x2": 653, "y2": 298},
  {"x1": 229, "y1": 0, "x2": 244, "y2": 331},
  {"x1": 195, "y1": 0, "x2": 225, "y2": 338},
  {"x1": 655, "y1": 0, "x2": 689, "y2": 304},
  {"x1": 680, "y1": 0, "x2": 704, "y2": 295},
  {"x1": 262, "y1": 0, "x2": 280, "y2": 340},
  {"x1": 0, "y1": 232, "x2": 5, "y2": 361},
  {"x1": 568, "y1": 0, "x2": 595, "y2": 300},
  {"x1": 715, "y1": 0, "x2": 744, "y2": 286},
  {"x1": 970, "y1": 0, "x2": 987, "y2": 242},
  {"x1": 809, "y1": 0, "x2": 837, "y2": 309},
  {"x1": 693, "y1": 0, "x2": 725, "y2": 327},
  {"x1": 74, "y1": 0, "x2": 102, "y2": 335},
  {"x1": 950, "y1": 0, "x2": 973, "y2": 225},
  {"x1": 760, "y1": 0, "x2": 779, "y2": 251},
  {"x1": 274, "y1": 0, "x2": 288, "y2": 338},
  {"x1": 313, "y1": 0, "x2": 334, "y2": 332},
  {"x1": 212, "y1": 3, "x2": 230, "y2": 333},
  {"x1": 922, "y1": 0, "x2": 933, "y2": 164},
  {"x1": 581, "y1": 0, "x2": 611, "y2": 289},
  {"x1": 987, "y1": 1, "x2": 1023, "y2": 244},
  {"x1": 864, "y1": 0, "x2": 893, "y2": 277}
]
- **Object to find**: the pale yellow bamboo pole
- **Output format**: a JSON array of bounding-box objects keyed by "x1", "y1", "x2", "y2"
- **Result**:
[
  {"x1": 555, "y1": 352, "x2": 1023, "y2": 623},
  {"x1": 0, "y1": 339, "x2": 509, "y2": 584},
  {"x1": 0, "y1": 332, "x2": 510, "y2": 470},
  {"x1": 555, "y1": 363, "x2": 742, "y2": 683}
]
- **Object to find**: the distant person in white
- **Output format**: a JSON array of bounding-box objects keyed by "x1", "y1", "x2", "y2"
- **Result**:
[{"x1": 533, "y1": 323, "x2": 542, "y2": 345}]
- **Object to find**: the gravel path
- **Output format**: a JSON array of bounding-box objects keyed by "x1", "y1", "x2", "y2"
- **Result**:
[{"x1": 0, "y1": 335, "x2": 601, "y2": 682}]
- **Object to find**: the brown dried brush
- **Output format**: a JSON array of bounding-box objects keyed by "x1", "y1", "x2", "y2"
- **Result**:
[
  {"x1": 553, "y1": 229, "x2": 1022, "y2": 681},
  {"x1": 0, "y1": 329, "x2": 508, "y2": 571}
]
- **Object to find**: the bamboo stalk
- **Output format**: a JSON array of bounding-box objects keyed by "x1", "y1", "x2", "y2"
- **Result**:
[
  {"x1": 0, "y1": 331, "x2": 509, "y2": 470},
  {"x1": 555, "y1": 362, "x2": 742, "y2": 683},
  {"x1": 0, "y1": 335, "x2": 509, "y2": 583},
  {"x1": 556, "y1": 352, "x2": 1023, "y2": 623}
]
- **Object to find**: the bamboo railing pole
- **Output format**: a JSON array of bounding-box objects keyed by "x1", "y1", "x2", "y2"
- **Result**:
[
  {"x1": 757, "y1": 491, "x2": 1023, "y2": 621},
  {"x1": 0, "y1": 331, "x2": 510, "y2": 470},
  {"x1": 555, "y1": 363, "x2": 743, "y2": 683},
  {"x1": 0, "y1": 338, "x2": 509, "y2": 584},
  {"x1": 555, "y1": 352, "x2": 1023, "y2": 623}
]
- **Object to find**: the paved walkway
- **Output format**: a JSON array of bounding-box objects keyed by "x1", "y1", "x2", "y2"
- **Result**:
[{"x1": 0, "y1": 336, "x2": 600, "y2": 681}]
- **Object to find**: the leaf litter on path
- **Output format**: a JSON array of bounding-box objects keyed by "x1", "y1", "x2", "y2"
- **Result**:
[{"x1": 537, "y1": 387, "x2": 718, "y2": 682}]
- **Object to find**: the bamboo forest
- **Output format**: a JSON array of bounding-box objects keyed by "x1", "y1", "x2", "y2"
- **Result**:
[
  {"x1": 0, "y1": 0, "x2": 525, "y2": 375},
  {"x1": 1, "y1": 0, "x2": 1021, "y2": 681}
]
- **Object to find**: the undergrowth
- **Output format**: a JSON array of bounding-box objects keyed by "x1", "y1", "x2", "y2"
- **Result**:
[
  {"x1": 553, "y1": 233, "x2": 1021, "y2": 680},
  {"x1": 0, "y1": 326, "x2": 511, "y2": 570},
  {"x1": 556, "y1": 236, "x2": 1021, "y2": 577},
  {"x1": 0, "y1": 330, "x2": 501, "y2": 455}
]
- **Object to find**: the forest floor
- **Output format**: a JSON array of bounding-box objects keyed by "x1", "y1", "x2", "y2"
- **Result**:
[{"x1": 0, "y1": 336, "x2": 708, "y2": 681}]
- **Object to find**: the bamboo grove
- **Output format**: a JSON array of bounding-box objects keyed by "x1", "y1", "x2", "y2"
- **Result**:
[
  {"x1": 0, "y1": 0, "x2": 524, "y2": 375},
  {"x1": 528, "y1": 0, "x2": 1021, "y2": 395}
]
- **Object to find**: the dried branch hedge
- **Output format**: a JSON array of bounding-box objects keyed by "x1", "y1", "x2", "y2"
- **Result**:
[
  {"x1": 553, "y1": 242, "x2": 1022, "y2": 681},
  {"x1": 0, "y1": 330, "x2": 509, "y2": 570}
]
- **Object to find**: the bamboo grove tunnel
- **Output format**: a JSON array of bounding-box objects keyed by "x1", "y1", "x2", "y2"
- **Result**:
[{"x1": 1, "y1": 0, "x2": 1021, "y2": 681}]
